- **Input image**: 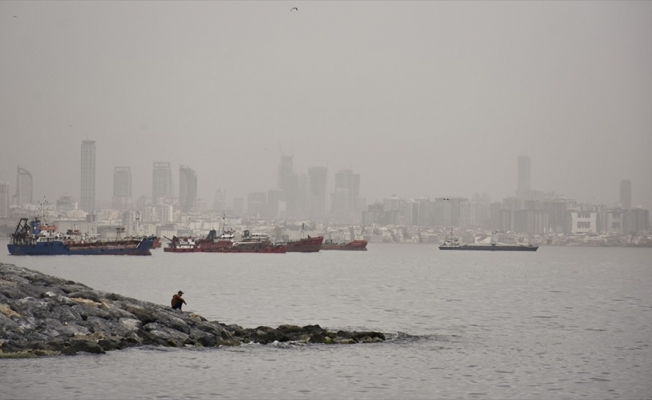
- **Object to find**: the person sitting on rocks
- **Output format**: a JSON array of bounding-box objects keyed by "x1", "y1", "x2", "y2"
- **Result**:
[{"x1": 171, "y1": 290, "x2": 187, "y2": 311}]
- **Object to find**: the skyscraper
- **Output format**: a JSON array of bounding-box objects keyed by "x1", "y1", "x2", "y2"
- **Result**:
[
  {"x1": 80, "y1": 141, "x2": 96, "y2": 213},
  {"x1": 112, "y1": 167, "x2": 132, "y2": 211},
  {"x1": 516, "y1": 156, "x2": 531, "y2": 200},
  {"x1": 308, "y1": 166, "x2": 327, "y2": 220},
  {"x1": 178, "y1": 165, "x2": 197, "y2": 212},
  {"x1": 278, "y1": 155, "x2": 294, "y2": 190},
  {"x1": 620, "y1": 180, "x2": 632, "y2": 210},
  {"x1": 332, "y1": 169, "x2": 361, "y2": 222},
  {"x1": 0, "y1": 182, "x2": 9, "y2": 217},
  {"x1": 278, "y1": 155, "x2": 298, "y2": 216},
  {"x1": 213, "y1": 189, "x2": 226, "y2": 213},
  {"x1": 14, "y1": 167, "x2": 33, "y2": 207},
  {"x1": 152, "y1": 162, "x2": 173, "y2": 204}
]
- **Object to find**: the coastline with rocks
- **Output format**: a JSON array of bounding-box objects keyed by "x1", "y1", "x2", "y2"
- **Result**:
[{"x1": 0, "y1": 263, "x2": 385, "y2": 358}]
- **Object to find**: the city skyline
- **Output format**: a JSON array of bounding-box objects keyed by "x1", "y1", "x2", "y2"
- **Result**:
[
  {"x1": 0, "y1": 151, "x2": 647, "y2": 215},
  {"x1": 1, "y1": 2, "x2": 650, "y2": 211}
]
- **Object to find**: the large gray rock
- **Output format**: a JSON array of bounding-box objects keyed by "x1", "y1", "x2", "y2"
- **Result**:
[{"x1": 0, "y1": 263, "x2": 386, "y2": 357}]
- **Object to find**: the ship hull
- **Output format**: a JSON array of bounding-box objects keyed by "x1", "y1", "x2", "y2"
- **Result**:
[
  {"x1": 286, "y1": 236, "x2": 324, "y2": 253},
  {"x1": 321, "y1": 240, "x2": 368, "y2": 251},
  {"x1": 163, "y1": 247, "x2": 198, "y2": 253},
  {"x1": 439, "y1": 245, "x2": 538, "y2": 251},
  {"x1": 165, "y1": 246, "x2": 287, "y2": 254},
  {"x1": 200, "y1": 246, "x2": 286, "y2": 254},
  {"x1": 165, "y1": 240, "x2": 286, "y2": 254}
]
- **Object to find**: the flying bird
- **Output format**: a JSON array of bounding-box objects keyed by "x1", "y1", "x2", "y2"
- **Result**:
[{"x1": 290, "y1": 7, "x2": 298, "y2": 12}]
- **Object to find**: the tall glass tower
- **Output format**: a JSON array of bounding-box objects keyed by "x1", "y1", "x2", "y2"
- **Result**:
[
  {"x1": 15, "y1": 166, "x2": 33, "y2": 207},
  {"x1": 152, "y1": 162, "x2": 173, "y2": 204},
  {"x1": 308, "y1": 166, "x2": 328, "y2": 220},
  {"x1": 80, "y1": 141, "x2": 96, "y2": 213},
  {"x1": 112, "y1": 166, "x2": 132, "y2": 210},
  {"x1": 178, "y1": 165, "x2": 197, "y2": 212},
  {"x1": 620, "y1": 180, "x2": 632, "y2": 210}
]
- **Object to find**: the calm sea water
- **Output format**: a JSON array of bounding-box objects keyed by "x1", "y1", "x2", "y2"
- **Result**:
[{"x1": 1, "y1": 243, "x2": 651, "y2": 399}]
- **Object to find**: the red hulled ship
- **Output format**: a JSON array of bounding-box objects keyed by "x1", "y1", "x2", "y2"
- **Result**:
[
  {"x1": 285, "y1": 236, "x2": 324, "y2": 253},
  {"x1": 321, "y1": 239, "x2": 368, "y2": 251}
]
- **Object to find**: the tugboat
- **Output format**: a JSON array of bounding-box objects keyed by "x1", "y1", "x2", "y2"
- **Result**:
[{"x1": 7, "y1": 218, "x2": 156, "y2": 256}]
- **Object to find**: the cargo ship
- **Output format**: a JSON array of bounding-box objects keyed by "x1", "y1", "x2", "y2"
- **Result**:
[
  {"x1": 7, "y1": 218, "x2": 156, "y2": 256},
  {"x1": 285, "y1": 236, "x2": 324, "y2": 253},
  {"x1": 321, "y1": 239, "x2": 368, "y2": 251},
  {"x1": 438, "y1": 231, "x2": 538, "y2": 251}
]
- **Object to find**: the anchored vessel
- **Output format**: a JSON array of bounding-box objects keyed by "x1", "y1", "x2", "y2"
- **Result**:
[
  {"x1": 285, "y1": 236, "x2": 324, "y2": 253},
  {"x1": 438, "y1": 231, "x2": 538, "y2": 251},
  {"x1": 165, "y1": 229, "x2": 286, "y2": 253},
  {"x1": 321, "y1": 239, "x2": 368, "y2": 251},
  {"x1": 7, "y1": 218, "x2": 156, "y2": 256}
]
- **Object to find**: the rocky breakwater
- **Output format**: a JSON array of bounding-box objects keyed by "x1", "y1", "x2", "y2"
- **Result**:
[{"x1": 0, "y1": 263, "x2": 385, "y2": 357}]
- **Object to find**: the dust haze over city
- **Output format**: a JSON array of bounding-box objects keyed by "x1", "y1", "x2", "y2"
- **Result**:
[{"x1": 1, "y1": 1, "x2": 651, "y2": 216}]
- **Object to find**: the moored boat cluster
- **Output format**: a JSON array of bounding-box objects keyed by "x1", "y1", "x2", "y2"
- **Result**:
[{"x1": 7, "y1": 217, "x2": 367, "y2": 256}]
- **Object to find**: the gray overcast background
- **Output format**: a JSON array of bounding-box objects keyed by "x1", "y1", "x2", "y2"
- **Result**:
[{"x1": 1, "y1": 1, "x2": 651, "y2": 209}]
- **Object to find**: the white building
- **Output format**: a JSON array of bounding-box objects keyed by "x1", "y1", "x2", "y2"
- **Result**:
[{"x1": 569, "y1": 211, "x2": 597, "y2": 235}]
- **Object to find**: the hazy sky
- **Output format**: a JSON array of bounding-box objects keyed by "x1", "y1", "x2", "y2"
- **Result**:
[{"x1": 1, "y1": 1, "x2": 651, "y2": 209}]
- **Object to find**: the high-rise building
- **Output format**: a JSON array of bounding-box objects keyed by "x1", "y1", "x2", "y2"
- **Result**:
[
  {"x1": 152, "y1": 162, "x2": 173, "y2": 204},
  {"x1": 278, "y1": 155, "x2": 298, "y2": 216},
  {"x1": 516, "y1": 156, "x2": 531, "y2": 201},
  {"x1": 631, "y1": 208, "x2": 649, "y2": 233},
  {"x1": 620, "y1": 180, "x2": 632, "y2": 210},
  {"x1": 213, "y1": 189, "x2": 226, "y2": 213},
  {"x1": 232, "y1": 198, "x2": 244, "y2": 216},
  {"x1": 178, "y1": 165, "x2": 197, "y2": 212},
  {"x1": 14, "y1": 167, "x2": 33, "y2": 207},
  {"x1": 278, "y1": 155, "x2": 294, "y2": 190},
  {"x1": 433, "y1": 198, "x2": 453, "y2": 227},
  {"x1": 112, "y1": 167, "x2": 132, "y2": 211},
  {"x1": 308, "y1": 166, "x2": 327, "y2": 220},
  {"x1": 136, "y1": 195, "x2": 150, "y2": 211},
  {"x1": 80, "y1": 141, "x2": 96, "y2": 213},
  {"x1": 247, "y1": 192, "x2": 267, "y2": 217},
  {"x1": 0, "y1": 182, "x2": 9, "y2": 217},
  {"x1": 267, "y1": 189, "x2": 283, "y2": 219},
  {"x1": 331, "y1": 169, "x2": 361, "y2": 222}
]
